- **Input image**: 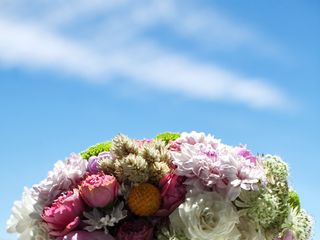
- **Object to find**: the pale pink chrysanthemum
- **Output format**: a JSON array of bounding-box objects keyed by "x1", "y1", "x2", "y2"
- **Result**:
[
  {"x1": 32, "y1": 153, "x2": 87, "y2": 212},
  {"x1": 171, "y1": 131, "x2": 265, "y2": 200}
]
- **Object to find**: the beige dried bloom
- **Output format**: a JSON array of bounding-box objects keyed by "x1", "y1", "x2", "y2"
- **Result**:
[
  {"x1": 122, "y1": 154, "x2": 149, "y2": 183},
  {"x1": 108, "y1": 135, "x2": 172, "y2": 184},
  {"x1": 112, "y1": 134, "x2": 139, "y2": 159},
  {"x1": 149, "y1": 162, "x2": 171, "y2": 182}
]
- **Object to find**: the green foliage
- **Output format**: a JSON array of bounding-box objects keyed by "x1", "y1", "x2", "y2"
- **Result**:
[
  {"x1": 155, "y1": 132, "x2": 181, "y2": 144},
  {"x1": 288, "y1": 190, "x2": 301, "y2": 211},
  {"x1": 81, "y1": 141, "x2": 112, "y2": 159},
  {"x1": 236, "y1": 155, "x2": 291, "y2": 236},
  {"x1": 281, "y1": 207, "x2": 313, "y2": 240},
  {"x1": 262, "y1": 155, "x2": 290, "y2": 232}
]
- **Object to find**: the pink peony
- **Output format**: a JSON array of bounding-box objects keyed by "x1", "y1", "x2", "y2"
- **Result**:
[
  {"x1": 80, "y1": 172, "x2": 119, "y2": 208},
  {"x1": 41, "y1": 189, "x2": 84, "y2": 237},
  {"x1": 116, "y1": 219, "x2": 153, "y2": 240},
  {"x1": 57, "y1": 230, "x2": 115, "y2": 240},
  {"x1": 154, "y1": 173, "x2": 186, "y2": 217}
]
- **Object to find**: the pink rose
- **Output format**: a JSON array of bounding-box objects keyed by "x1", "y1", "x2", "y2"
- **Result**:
[
  {"x1": 154, "y1": 173, "x2": 186, "y2": 217},
  {"x1": 41, "y1": 190, "x2": 84, "y2": 237},
  {"x1": 116, "y1": 219, "x2": 153, "y2": 240},
  {"x1": 80, "y1": 172, "x2": 119, "y2": 208},
  {"x1": 57, "y1": 231, "x2": 115, "y2": 240}
]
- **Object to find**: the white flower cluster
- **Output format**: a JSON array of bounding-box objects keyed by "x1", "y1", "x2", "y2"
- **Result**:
[
  {"x1": 83, "y1": 202, "x2": 127, "y2": 234},
  {"x1": 6, "y1": 187, "x2": 52, "y2": 240}
]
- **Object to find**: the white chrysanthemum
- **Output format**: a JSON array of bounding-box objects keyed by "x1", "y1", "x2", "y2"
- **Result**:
[
  {"x1": 32, "y1": 153, "x2": 87, "y2": 212},
  {"x1": 83, "y1": 202, "x2": 127, "y2": 234},
  {"x1": 170, "y1": 190, "x2": 240, "y2": 240},
  {"x1": 7, "y1": 187, "x2": 52, "y2": 240},
  {"x1": 237, "y1": 217, "x2": 266, "y2": 240}
]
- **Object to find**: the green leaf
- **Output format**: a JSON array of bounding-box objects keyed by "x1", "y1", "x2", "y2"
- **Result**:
[{"x1": 288, "y1": 189, "x2": 301, "y2": 211}]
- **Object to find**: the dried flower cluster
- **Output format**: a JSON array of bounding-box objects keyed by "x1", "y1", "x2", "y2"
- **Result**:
[{"x1": 100, "y1": 134, "x2": 171, "y2": 184}]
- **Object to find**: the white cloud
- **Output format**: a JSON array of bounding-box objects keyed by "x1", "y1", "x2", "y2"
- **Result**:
[
  {"x1": 0, "y1": 19, "x2": 110, "y2": 78},
  {"x1": 114, "y1": 48, "x2": 289, "y2": 108},
  {"x1": 0, "y1": 0, "x2": 289, "y2": 109}
]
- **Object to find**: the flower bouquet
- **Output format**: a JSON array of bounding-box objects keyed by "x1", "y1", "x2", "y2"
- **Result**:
[{"x1": 7, "y1": 131, "x2": 313, "y2": 240}]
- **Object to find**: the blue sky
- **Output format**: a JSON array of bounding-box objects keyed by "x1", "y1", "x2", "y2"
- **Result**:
[{"x1": 0, "y1": 0, "x2": 319, "y2": 239}]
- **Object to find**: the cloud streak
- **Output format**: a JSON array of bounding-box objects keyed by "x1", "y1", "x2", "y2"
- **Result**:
[
  {"x1": 0, "y1": 0, "x2": 289, "y2": 109},
  {"x1": 0, "y1": 19, "x2": 108, "y2": 78}
]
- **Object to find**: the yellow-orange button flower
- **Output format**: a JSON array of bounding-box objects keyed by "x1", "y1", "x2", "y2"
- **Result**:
[{"x1": 128, "y1": 183, "x2": 161, "y2": 216}]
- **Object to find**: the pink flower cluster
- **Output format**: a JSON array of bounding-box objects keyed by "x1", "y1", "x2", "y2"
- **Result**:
[
  {"x1": 37, "y1": 154, "x2": 186, "y2": 240},
  {"x1": 41, "y1": 172, "x2": 119, "y2": 238},
  {"x1": 171, "y1": 131, "x2": 265, "y2": 200}
]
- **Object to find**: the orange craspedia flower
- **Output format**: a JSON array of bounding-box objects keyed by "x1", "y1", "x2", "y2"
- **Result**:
[{"x1": 128, "y1": 183, "x2": 161, "y2": 216}]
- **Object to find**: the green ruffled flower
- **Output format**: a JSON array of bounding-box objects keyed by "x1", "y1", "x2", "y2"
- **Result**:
[
  {"x1": 155, "y1": 132, "x2": 181, "y2": 144},
  {"x1": 80, "y1": 141, "x2": 112, "y2": 160}
]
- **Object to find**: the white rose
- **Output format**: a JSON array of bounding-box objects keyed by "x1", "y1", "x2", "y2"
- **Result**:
[{"x1": 170, "y1": 190, "x2": 240, "y2": 240}]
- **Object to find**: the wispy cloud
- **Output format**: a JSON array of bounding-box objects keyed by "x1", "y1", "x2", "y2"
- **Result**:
[
  {"x1": 0, "y1": 18, "x2": 108, "y2": 78},
  {"x1": 0, "y1": 0, "x2": 289, "y2": 109}
]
